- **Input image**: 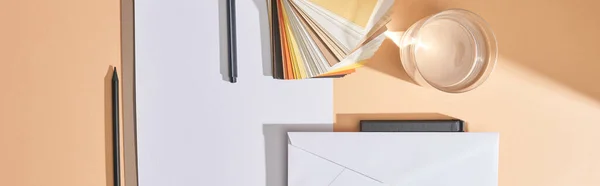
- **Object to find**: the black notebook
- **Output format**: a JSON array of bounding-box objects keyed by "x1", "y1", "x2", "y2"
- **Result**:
[{"x1": 360, "y1": 120, "x2": 465, "y2": 132}]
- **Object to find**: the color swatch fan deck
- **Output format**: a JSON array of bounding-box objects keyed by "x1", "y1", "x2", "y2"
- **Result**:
[{"x1": 269, "y1": 0, "x2": 395, "y2": 79}]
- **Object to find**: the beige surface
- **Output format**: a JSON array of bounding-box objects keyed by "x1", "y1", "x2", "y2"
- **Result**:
[
  {"x1": 335, "y1": 0, "x2": 600, "y2": 186},
  {"x1": 0, "y1": 0, "x2": 122, "y2": 186}
]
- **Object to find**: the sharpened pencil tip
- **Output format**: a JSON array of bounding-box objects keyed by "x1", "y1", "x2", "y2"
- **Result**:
[{"x1": 112, "y1": 67, "x2": 118, "y2": 80}]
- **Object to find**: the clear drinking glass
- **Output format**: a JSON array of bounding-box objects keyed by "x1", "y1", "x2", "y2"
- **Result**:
[{"x1": 400, "y1": 9, "x2": 498, "y2": 93}]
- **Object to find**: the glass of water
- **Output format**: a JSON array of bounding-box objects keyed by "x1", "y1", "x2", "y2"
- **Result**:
[{"x1": 400, "y1": 9, "x2": 498, "y2": 93}]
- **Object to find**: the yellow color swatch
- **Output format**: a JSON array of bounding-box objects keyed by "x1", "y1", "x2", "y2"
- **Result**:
[{"x1": 308, "y1": 0, "x2": 378, "y2": 28}]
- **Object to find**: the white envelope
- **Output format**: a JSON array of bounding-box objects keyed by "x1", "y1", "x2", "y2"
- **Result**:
[{"x1": 288, "y1": 132, "x2": 499, "y2": 186}]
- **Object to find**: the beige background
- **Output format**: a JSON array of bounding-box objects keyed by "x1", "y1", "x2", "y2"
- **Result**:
[
  {"x1": 335, "y1": 0, "x2": 600, "y2": 186},
  {"x1": 2, "y1": 0, "x2": 600, "y2": 186},
  {"x1": 0, "y1": 0, "x2": 122, "y2": 186}
]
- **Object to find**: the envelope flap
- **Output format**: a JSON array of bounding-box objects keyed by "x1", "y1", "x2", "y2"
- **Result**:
[
  {"x1": 288, "y1": 132, "x2": 499, "y2": 185},
  {"x1": 288, "y1": 144, "x2": 345, "y2": 186},
  {"x1": 329, "y1": 169, "x2": 384, "y2": 186}
]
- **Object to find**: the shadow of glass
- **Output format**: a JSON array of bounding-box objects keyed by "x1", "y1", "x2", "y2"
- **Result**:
[
  {"x1": 382, "y1": 0, "x2": 600, "y2": 101},
  {"x1": 461, "y1": 0, "x2": 600, "y2": 102},
  {"x1": 335, "y1": 113, "x2": 458, "y2": 132},
  {"x1": 262, "y1": 124, "x2": 332, "y2": 186},
  {"x1": 364, "y1": 38, "x2": 416, "y2": 84}
]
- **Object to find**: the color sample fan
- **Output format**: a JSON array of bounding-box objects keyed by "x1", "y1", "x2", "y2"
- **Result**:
[{"x1": 269, "y1": 0, "x2": 395, "y2": 79}]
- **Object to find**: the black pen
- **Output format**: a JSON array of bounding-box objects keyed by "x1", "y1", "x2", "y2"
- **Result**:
[
  {"x1": 226, "y1": 0, "x2": 238, "y2": 83},
  {"x1": 112, "y1": 67, "x2": 121, "y2": 186}
]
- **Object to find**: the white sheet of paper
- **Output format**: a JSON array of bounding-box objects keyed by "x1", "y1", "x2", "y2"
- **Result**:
[
  {"x1": 134, "y1": 1, "x2": 334, "y2": 186},
  {"x1": 288, "y1": 132, "x2": 499, "y2": 186}
]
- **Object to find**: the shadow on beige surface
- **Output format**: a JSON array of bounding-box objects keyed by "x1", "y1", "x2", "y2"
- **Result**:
[
  {"x1": 104, "y1": 67, "x2": 114, "y2": 186},
  {"x1": 120, "y1": 0, "x2": 139, "y2": 184},
  {"x1": 337, "y1": 55, "x2": 600, "y2": 186},
  {"x1": 335, "y1": 113, "x2": 456, "y2": 132},
  {"x1": 335, "y1": 0, "x2": 600, "y2": 185},
  {"x1": 461, "y1": 0, "x2": 600, "y2": 103},
  {"x1": 366, "y1": 0, "x2": 600, "y2": 102},
  {"x1": 363, "y1": 38, "x2": 416, "y2": 84}
]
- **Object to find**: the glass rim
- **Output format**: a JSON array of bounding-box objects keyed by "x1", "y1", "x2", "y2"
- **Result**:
[{"x1": 410, "y1": 9, "x2": 499, "y2": 93}]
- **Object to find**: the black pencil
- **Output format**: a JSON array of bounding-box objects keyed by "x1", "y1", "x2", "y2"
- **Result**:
[
  {"x1": 226, "y1": 0, "x2": 238, "y2": 83},
  {"x1": 112, "y1": 67, "x2": 121, "y2": 186}
]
